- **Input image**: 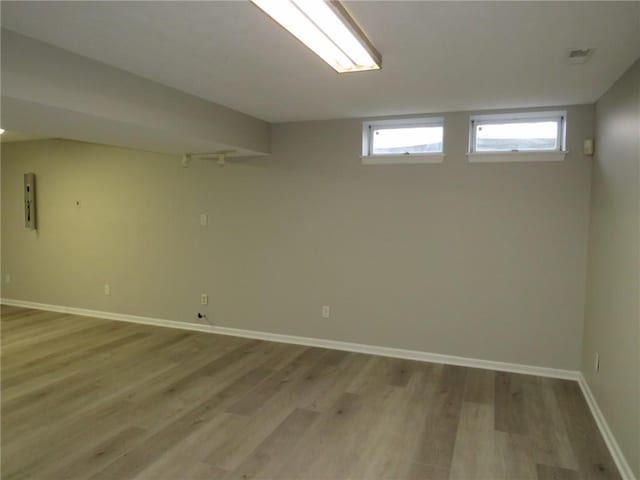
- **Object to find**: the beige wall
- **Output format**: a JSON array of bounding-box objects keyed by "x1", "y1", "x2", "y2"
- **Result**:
[
  {"x1": 583, "y1": 60, "x2": 640, "y2": 477},
  {"x1": 1, "y1": 104, "x2": 594, "y2": 370}
]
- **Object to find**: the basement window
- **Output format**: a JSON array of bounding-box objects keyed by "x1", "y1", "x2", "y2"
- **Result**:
[
  {"x1": 468, "y1": 111, "x2": 567, "y2": 162},
  {"x1": 362, "y1": 117, "x2": 444, "y2": 164}
]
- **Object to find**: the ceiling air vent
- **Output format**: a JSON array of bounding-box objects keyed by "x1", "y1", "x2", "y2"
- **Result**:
[{"x1": 566, "y1": 48, "x2": 595, "y2": 65}]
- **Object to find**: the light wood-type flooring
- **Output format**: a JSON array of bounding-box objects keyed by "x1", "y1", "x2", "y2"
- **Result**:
[{"x1": 1, "y1": 305, "x2": 621, "y2": 480}]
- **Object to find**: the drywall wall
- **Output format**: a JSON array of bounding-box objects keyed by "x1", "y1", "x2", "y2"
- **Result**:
[
  {"x1": 1, "y1": 104, "x2": 594, "y2": 370},
  {"x1": 582, "y1": 59, "x2": 640, "y2": 478}
]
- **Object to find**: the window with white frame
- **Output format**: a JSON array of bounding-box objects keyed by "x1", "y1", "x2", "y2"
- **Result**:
[
  {"x1": 469, "y1": 111, "x2": 566, "y2": 153},
  {"x1": 362, "y1": 117, "x2": 444, "y2": 164}
]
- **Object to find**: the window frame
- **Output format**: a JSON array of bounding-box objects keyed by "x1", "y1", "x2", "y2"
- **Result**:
[
  {"x1": 361, "y1": 116, "x2": 445, "y2": 164},
  {"x1": 468, "y1": 110, "x2": 567, "y2": 155}
]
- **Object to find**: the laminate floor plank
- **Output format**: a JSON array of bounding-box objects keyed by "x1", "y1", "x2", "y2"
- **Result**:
[
  {"x1": 0, "y1": 305, "x2": 32, "y2": 317},
  {"x1": 2, "y1": 398, "x2": 140, "y2": 480},
  {"x1": 132, "y1": 413, "x2": 245, "y2": 480},
  {"x1": 345, "y1": 366, "x2": 437, "y2": 479},
  {"x1": 301, "y1": 351, "x2": 370, "y2": 412},
  {"x1": 402, "y1": 462, "x2": 450, "y2": 480},
  {"x1": 1, "y1": 330, "x2": 187, "y2": 409},
  {"x1": 413, "y1": 364, "x2": 467, "y2": 468},
  {"x1": 1, "y1": 326, "x2": 144, "y2": 381},
  {"x1": 449, "y1": 401, "x2": 495, "y2": 480},
  {"x1": 2, "y1": 315, "x2": 104, "y2": 348},
  {"x1": 124, "y1": 344, "x2": 275, "y2": 430},
  {"x1": 222, "y1": 408, "x2": 319, "y2": 480},
  {"x1": 206, "y1": 350, "x2": 348, "y2": 471},
  {"x1": 493, "y1": 431, "x2": 538, "y2": 480},
  {"x1": 1, "y1": 331, "x2": 152, "y2": 402},
  {"x1": 536, "y1": 463, "x2": 582, "y2": 480},
  {"x1": 35, "y1": 426, "x2": 148, "y2": 480},
  {"x1": 292, "y1": 381, "x2": 399, "y2": 479},
  {"x1": 550, "y1": 379, "x2": 621, "y2": 480},
  {"x1": 1, "y1": 310, "x2": 70, "y2": 333},
  {"x1": 495, "y1": 371, "x2": 528, "y2": 434},
  {"x1": 272, "y1": 392, "x2": 364, "y2": 479},
  {"x1": 2, "y1": 328, "x2": 186, "y2": 410},
  {"x1": 524, "y1": 376, "x2": 578, "y2": 470},
  {"x1": 463, "y1": 367, "x2": 495, "y2": 404},
  {"x1": 0, "y1": 306, "x2": 622, "y2": 480},
  {"x1": 88, "y1": 367, "x2": 275, "y2": 480}
]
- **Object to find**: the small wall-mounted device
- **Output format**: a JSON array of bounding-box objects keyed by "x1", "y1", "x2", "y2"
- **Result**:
[
  {"x1": 566, "y1": 48, "x2": 596, "y2": 65},
  {"x1": 24, "y1": 173, "x2": 36, "y2": 230},
  {"x1": 583, "y1": 139, "x2": 594, "y2": 156}
]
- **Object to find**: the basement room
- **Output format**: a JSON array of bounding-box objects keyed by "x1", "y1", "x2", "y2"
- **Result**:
[{"x1": 1, "y1": 1, "x2": 638, "y2": 479}]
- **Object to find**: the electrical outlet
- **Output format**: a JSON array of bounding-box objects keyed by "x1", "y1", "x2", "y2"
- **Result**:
[
  {"x1": 200, "y1": 213, "x2": 208, "y2": 226},
  {"x1": 104, "y1": 284, "x2": 111, "y2": 296},
  {"x1": 321, "y1": 305, "x2": 330, "y2": 318},
  {"x1": 5, "y1": 274, "x2": 11, "y2": 284},
  {"x1": 201, "y1": 294, "x2": 208, "y2": 305},
  {"x1": 595, "y1": 352, "x2": 600, "y2": 373}
]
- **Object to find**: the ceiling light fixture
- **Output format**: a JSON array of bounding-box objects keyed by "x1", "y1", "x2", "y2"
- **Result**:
[{"x1": 251, "y1": 0, "x2": 381, "y2": 73}]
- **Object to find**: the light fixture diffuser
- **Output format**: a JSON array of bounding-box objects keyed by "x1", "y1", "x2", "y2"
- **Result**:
[{"x1": 251, "y1": 0, "x2": 381, "y2": 73}]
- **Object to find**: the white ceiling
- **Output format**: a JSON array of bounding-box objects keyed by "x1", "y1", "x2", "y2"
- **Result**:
[{"x1": 2, "y1": 1, "x2": 638, "y2": 123}]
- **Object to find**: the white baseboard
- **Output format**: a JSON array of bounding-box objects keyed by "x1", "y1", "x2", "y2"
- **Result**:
[
  {"x1": 0, "y1": 298, "x2": 579, "y2": 381},
  {"x1": 4, "y1": 298, "x2": 633, "y2": 479},
  {"x1": 578, "y1": 374, "x2": 637, "y2": 480}
]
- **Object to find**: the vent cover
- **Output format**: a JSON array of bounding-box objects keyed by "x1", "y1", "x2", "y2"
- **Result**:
[{"x1": 566, "y1": 48, "x2": 595, "y2": 65}]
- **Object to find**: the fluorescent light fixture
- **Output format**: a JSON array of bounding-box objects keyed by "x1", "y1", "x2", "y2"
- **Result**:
[{"x1": 251, "y1": 0, "x2": 381, "y2": 73}]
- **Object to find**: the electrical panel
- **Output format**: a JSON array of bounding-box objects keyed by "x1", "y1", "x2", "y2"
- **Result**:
[{"x1": 24, "y1": 173, "x2": 36, "y2": 230}]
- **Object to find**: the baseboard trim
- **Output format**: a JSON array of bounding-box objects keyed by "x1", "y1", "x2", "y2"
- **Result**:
[
  {"x1": 1, "y1": 297, "x2": 579, "y2": 382},
  {"x1": 578, "y1": 374, "x2": 637, "y2": 480}
]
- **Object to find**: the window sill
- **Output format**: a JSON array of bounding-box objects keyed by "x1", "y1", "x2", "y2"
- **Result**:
[
  {"x1": 466, "y1": 151, "x2": 568, "y2": 163},
  {"x1": 361, "y1": 153, "x2": 445, "y2": 165}
]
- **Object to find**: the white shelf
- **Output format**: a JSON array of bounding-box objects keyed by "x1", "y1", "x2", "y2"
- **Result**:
[
  {"x1": 466, "y1": 151, "x2": 568, "y2": 163},
  {"x1": 361, "y1": 153, "x2": 445, "y2": 165}
]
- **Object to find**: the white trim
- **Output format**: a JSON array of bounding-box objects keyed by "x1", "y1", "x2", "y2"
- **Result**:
[
  {"x1": 361, "y1": 153, "x2": 445, "y2": 165},
  {"x1": 578, "y1": 374, "x2": 637, "y2": 480},
  {"x1": 468, "y1": 110, "x2": 567, "y2": 154},
  {"x1": 469, "y1": 110, "x2": 567, "y2": 122},
  {"x1": 466, "y1": 151, "x2": 568, "y2": 163},
  {"x1": 1, "y1": 297, "x2": 578, "y2": 381},
  {"x1": 361, "y1": 116, "x2": 444, "y2": 158},
  {"x1": 364, "y1": 116, "x2": 444, "y2": 128}
]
